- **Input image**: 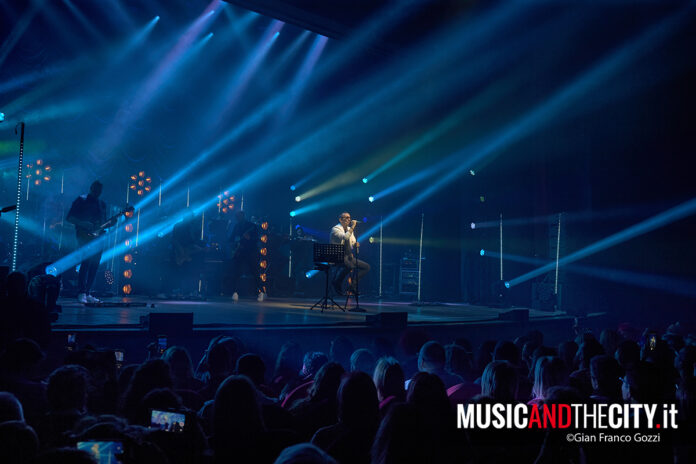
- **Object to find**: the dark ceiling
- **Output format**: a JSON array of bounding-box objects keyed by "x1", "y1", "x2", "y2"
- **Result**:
[{"x1": 223, "y1": 0, "x2": 482, "y2": 54}]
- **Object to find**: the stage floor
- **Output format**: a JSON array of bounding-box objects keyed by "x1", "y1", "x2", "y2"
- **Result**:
[{"x1": 53, "y1": 295, "x2": 569, "y2": 330}]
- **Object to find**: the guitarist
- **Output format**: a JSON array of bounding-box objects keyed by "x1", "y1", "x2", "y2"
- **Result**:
[
  {"x1": 66, "y1": 180, "x2": 114, "y2": 304},
  {"x1": 229, "y1": 210, "x2": 264, "y2": 302},
  {"x1": 171, "y1": 212, "x2": 205, "y2": 297}
]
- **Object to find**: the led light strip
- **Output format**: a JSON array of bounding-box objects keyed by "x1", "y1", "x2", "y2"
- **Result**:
[{"x1": 12, "y1": 122, "x2": 24, "y2": 271}]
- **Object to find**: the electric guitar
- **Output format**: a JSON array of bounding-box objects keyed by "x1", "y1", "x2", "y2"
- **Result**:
[{"x1": 89, "y1": 205, "x2": 134, "y2": 237}]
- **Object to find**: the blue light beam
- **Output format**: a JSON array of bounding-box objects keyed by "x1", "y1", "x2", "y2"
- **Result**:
[{"x1": 506, "y1": 197, "x2": 696, "y2": 288}]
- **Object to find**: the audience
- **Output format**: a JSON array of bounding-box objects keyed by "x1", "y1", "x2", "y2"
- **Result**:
[
  {"x1": 162, "y1": 346, "x2": 205, "y2": 391},
  {"x1": 529, "y1": 356, "x2": 567, "y2": 405},
  {"x1": 0, "y1": 391, "x2": 24, "y2": 423},
  {"x1": 350, "y1": 348, "x2": 377, "y2": 375},
  {"x1": 414, "y1": 341, "x2": 463, "y2": 388},
  {"x1": 589, "y1": 355, "x2": 622, "y2": 403},
  {"x1": 289, "y1": 362, "x2": 345, "y2": 440},
  {"x1": 312, "y1": 372, "x2": 380, "y2": 464},
  {"x1": 372, "y1": 357, "x2": 405, "y2": 412},
  {"x1": 1, "y1": 270, "x2": 695, "y2": 463},
  {"x1": 481, "y1": 360, "x2": 518, "y2": 403}
]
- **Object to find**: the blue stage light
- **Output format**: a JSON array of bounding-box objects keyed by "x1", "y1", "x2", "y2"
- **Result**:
[
  {"x1": 295, "y1": 196, "x2": 301, "y2": 202},
  {"x1": 290, "y1": 185, "x2": 296, "y2": 191},
  {"x1": 290, "y1": 211, "x2": 296, "y2": 217},
  {"x1": 0, "y1": 113, "x2": 4, "y2": 122},
  {"x1": 469, "y1": 169, "x2": 476, "y2": 176},
  {"x1": 504, "y1": 281, "x2": 510, "y2": 289},
  {"x1": 362, "y1": 178, "x2": 368, "y2": 184},
  {"x1": 480, "y1": 249, "x2": 485, "y2": 256},
  {"x1": 45, "y1": 265, "x2": 57, "y2": 276},
  {"x1": 154, "y1": 16, "x2": 160, "y2": 22},
  {"x1": 363, "y1": 217, "x2": 367, "y2": 223},
  {"x1": 305, "y1": 269, "x2": 320, "y2": 279},
  {"x1": 471, "y1": 222, "x2": 476, "y2": 229},
  {"x1": 368, "y1": 196, "x2": 374, "y2": 203}
]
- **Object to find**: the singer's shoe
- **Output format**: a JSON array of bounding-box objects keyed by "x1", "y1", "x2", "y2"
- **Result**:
[
  {"x1": 86, "y1": 294, "x2": 101, "y2": 304},
  {"x1": 257, "y1": 292, "x2": 266, "y2": 302},
  {"x1": 232, "y1": 292, "x2": 239, "y2": 302},
  {"x1": 77, "y1": 293, "x2": 89, "y2": 304}
]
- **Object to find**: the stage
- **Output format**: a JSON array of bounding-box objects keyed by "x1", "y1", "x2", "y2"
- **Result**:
[
  {"x1": 44, "y1": 295, "x2": 607, "y2": 369},
  {"x1": 53, "y1": 295, "x2": 579, "y2": 330}
]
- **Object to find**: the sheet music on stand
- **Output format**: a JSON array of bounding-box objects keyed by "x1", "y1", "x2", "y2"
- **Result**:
[{"x1": 313, "y1": 243, "x2": 344, "y2": 265}]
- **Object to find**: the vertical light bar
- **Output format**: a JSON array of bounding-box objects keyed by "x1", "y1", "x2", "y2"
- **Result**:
[
  {"x1": 417, "y1": 213, "x2": 424, "y2": 302},
  {"x1": 201, "y1": 212, "x2": 205, "y2": 240},
  {"x1": 379, "y1": 216, "x2": 383, "y2": 297},
  {"x1": 499, "y1": 213, "x2": 503, "y2": 280},
  {"x1": 241, "y1": 195, "x2": 244, "y2": 211},
  {"x1": 158, "y1": 182, "x2": 162, "y2": 206},
  {"x1": 11, "y1": 122, "x2": 25, "y2": 271},
  {"x1": 186, "y1": 187, "x2": 190, "y2": 208},
  {"x1": 126, "y1": 182, "x2": 130, "y2": 203},
  {"x1": 288, "y1": 219, "x2": 292, "y2": 278},
  {"x1": 554, "y1": 213, "x2": 562, "y2": 295},
  {"x1": 60, "y1": 171, "x2": 64, "y2": 194},
  {"x1": 25, "y1": 178, "x2": 30, "y2": 201},
  {"x1": 135, "y1": 209, "x2": 140, "y2": 246}
]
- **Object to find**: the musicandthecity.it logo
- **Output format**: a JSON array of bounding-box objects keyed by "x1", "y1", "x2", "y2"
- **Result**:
[{"x1": 456, "y1": 403, "x2": 678, "y2": 430}]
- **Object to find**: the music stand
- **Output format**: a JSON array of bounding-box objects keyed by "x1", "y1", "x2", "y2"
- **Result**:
[{"x1": 310, "y1": 243, "x2": 345, "y2": 312}]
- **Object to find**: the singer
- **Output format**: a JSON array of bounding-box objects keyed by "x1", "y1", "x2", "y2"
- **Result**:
[{"x1": 330, "y1": 211, "x2": 370, "y2": 295}]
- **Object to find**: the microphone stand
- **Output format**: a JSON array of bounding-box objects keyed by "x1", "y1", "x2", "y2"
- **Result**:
[
  {"x1": 352, "y1": 240, "x2": 362, "y2": 312},
  {"x1": 346, "y1": 223, "x2": 365, "y2": 312}
]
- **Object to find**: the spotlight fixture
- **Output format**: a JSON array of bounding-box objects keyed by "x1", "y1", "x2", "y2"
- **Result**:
[
  {"x1": 469, "y1": 170, "x2": 476, "y2": 176},
  {"x1": 258, "y1": 219, "x2": 271, "y2": 295},
  {"x1": 362, "y1": 178, "x2": 368, "y2": 184},
  {"x1": 368, "y1": 237, "x2": 374, "y2": 244},
  {"x1": 25, "y1": 159, "x2": 53, "y2": 187},
  {"x1": 289, "y1": 211, "x2": 296, "y2": 217},
  {"x1": 480, "y1": 249, "x2": 485, "y2": 256},
  {"x1": 295, "y1": 196, "x2": 301, "y2": 202},
  {"x1": 471, "y1": 222, "x2": 476, "y2": 229},
  {"x1": 217, "y1": 191, "x2": 236, "y2": 214},
  {"x1": 504, "y1": 281, "x2": 510, "y2": 289},
  {"x1": 290, "y1": 185, "x2": 296, "y2": 191},
  {"x1": 130, "y1": 171, "x2": 152, "y2": 196},
  {"x1": 368, "y1": 196, "x2": 374, "y2": 203}
]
